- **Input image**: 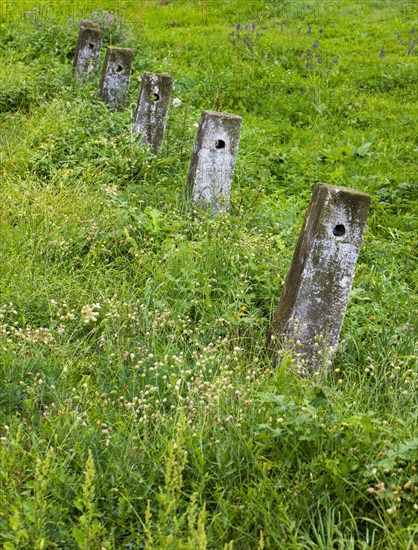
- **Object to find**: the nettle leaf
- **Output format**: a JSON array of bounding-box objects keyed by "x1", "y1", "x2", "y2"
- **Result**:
[
  {"x1": 353, "y1": 141, "x2": 373, "y2": 157},
  {"x1": 309, "y1": 387, "x2": 331, "y2": 409},
  {"x1": 256, "y1": 423, "x2": 284, "y2": 438},
  {"x1": 73, "y1": 499, "x2": 84, "y2": 512},
  {"x1": 366, "y1": 438, "x2": 418, "y2": 474},
  {"x1": 396, "y1": 438, "x2": 418, "y2": 460},
  {"x1": 145, "y1": 207, "x2": 164, "y2": 234},
  {"x1": 258, "y1": 393, "x2": 287, "y2": 406}
]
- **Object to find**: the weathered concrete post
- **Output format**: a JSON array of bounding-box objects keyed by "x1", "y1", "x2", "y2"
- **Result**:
[
  {"x1": 269, "y1": 183, "x2": 371, "y2": 373},
  {"x1": 73, "y1": 20, "x2": 102, "y2": 78},
  {"x1": 132, "y1": 72, "x2": 173, "y2": 153},
  {"x1": 186, "y1": 110, "x2": 242, "y2": 212},
  {"x1": 98, "y1": 47, "x2": 133, "y2": 110}
]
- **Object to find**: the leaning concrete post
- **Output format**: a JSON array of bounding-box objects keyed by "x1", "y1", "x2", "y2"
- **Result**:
[
  {"x1": 98, "y1": 47, "x2": 133, "y2": 110},
  {"x1": 269, "y1": 183, "x2": 371, "y2": 373},
  {"x1": 73, "y1": 20, "x2": 102, "y2": 78},
  {"x1": 186, "y1": 110, "x2": 242, "y2": 212},
  {"x1": 132, "y1": 72, "x2": 173, "y2": 153}
]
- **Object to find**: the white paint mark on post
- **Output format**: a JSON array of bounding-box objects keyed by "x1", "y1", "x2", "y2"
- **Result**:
[
  {"x1": 269, "y1": 183, "x2": 371, "y2": 373},
  {"x1": 98, "y1": 47, "x2": 133, "y2": 110},
  {"x1": 73, "y1": 20, "x2": 102, "y2": 78},
  {"x1": 132, "y1": 72, "x2": 173, "y2": 153},
  {"x1": 186, "y1": 110, "x2": 242, "y2": 212}
]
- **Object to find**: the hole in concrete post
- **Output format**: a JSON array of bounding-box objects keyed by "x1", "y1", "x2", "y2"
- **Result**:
[
  {"x1": 116, "y1": 64, "x2": 123, "y2": 73},
  {"x1": 215, "y1": 139, "x2": 225, "y2": 149},
  {"x1": 88, "y1": 43, "x2": 95, "y2": 49},
  {"x1": 151, "y1": 92, "x2": 160, "y2": 101},
  {"x1": 333, "y1": 224, "x2": 346, "y2": 237}
]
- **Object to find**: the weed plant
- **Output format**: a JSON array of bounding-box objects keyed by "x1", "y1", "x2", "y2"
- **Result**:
[{"x1": 0, "y1": 1, "x2": 417, "y2": 548}]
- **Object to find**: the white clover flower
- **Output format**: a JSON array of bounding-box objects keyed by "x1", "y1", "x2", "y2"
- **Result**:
[
  {"x1": 105, "y1": 185, "x2": 118, "y2": 196},
  {"x1": 172, "y1": 97, "x2": 182, "y2": 108},
  {"x1": 81, "y1": 303, "x2": 102, "y2": 324}
]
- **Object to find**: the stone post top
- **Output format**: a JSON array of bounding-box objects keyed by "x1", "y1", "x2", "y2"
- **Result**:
[
  {"x1": 80, "y1": 20, "x2": 100, "y2": 29},
  {"x1": 202, "y1": 110, "x2": 243, "y2": 121},
  {"x1": 107, "y1": 46, "x2": 133, "y2": 55},
  {"x1": 143, "y1": 71, "x2": 173, "y2": 79},
  {"x1": 315, "y1": 182, "x2": 372, "y2": 200}
]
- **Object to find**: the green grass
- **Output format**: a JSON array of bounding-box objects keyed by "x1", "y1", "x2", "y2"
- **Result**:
[{"x1": 0, "y1": 1, "x2": 417, "y2": 548}]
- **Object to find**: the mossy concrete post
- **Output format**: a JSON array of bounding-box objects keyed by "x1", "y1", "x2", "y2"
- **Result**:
[
  {"x1": 132, "y1": 72, "x2": 173, "y2": 153},
  {"x1": 73, "y1": 20, "x2": 102, "y2": 78},
  {"x1": 186, "y1": 110, "x2": 242, "y2": 212},
  {"x1": 269, "y1": 183, "x2": 371, "y2": 373},
  {"x1": 98, "y1": 47, "x2": 133, "y2": 110}
]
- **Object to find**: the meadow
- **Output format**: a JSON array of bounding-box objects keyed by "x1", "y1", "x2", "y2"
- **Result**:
[{"x1": 0, "y1": 0, "x2": 417, "y2": 548}]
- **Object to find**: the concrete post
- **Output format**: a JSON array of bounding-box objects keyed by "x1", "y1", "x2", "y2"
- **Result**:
[
  {"x1": 98, "y1": 47, "x2": 133, "y2": 110},
  {"x1": 73, "y1": 20, "x2": 102, "y2": 78},
  {"x1": 186, "y1": 110, "x2": 242, "y2": 212},
  {"x1": 269, "y1": 183, "x2": 371, "y2": 373},
  {"x1": 132, "y1": 72, "x2": 173, "y2": 153}
]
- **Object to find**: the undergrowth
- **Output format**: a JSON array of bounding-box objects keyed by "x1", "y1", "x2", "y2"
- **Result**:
[{"x1": 0, "y1": 1, "x2": 417, "y2": 548}]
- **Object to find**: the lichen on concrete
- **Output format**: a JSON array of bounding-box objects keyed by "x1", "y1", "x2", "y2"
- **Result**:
[
  {"x1": 269, "y1": 183, "x2": 371, "y2": 372},
  {"x1": 98, "y1": 47, "x2": 133, "y2": 110},
  {"x1": 73, "y1": 20, "x2": 102, "y2": 79},
  {"x1": 132, "y1": 72, "x2": 173, "y2": 153},
  {"x1": 186, "y1": 110, "x2": 242, "y2": 212}
]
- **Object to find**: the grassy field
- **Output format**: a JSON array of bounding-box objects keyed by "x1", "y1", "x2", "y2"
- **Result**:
[{"x1": 0, "y1": 0, "x2": 417, "y2": 548}]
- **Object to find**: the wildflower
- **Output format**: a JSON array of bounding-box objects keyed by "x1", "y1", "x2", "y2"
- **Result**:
[
  {"x1": 386, "y1": 506, "x2": 397, "y2": 515},
  {"x1": 317, "y1": 54, "x2": 322, "y2": 64},
  {"x1": 307, "y1": 21, "x2": 312, "y2": 34},
  {"x1": 81, "y1": 303, "x2": 102, "y2": 324},
  {"x1": 331, "y1": 55, "x2": 339, "y2": 64},
  {"x1": 379, "y1": 45, "x2": 385, "y2": 58},
  {"x1": 172, "y1": 97, "x2": 182, "y2": 108},
  {"x1": 313, "y1": 41, "x2": 320, "y2": 50},
  {"x1": 236, "y1": 23, "x2": 241, "y2": 31},
  {"x1": 105, "y1": 185, "x2": 118, "y2": 196}
]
